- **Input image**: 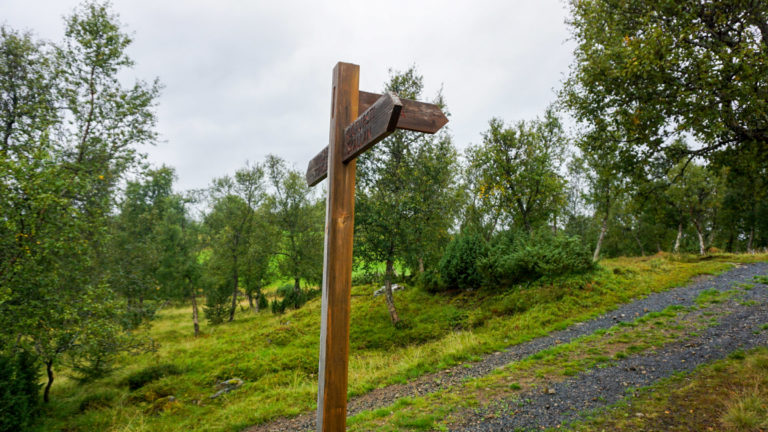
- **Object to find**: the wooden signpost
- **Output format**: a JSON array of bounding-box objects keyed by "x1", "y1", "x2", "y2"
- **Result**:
[{"x1": 306, "y1": 62, "x2": 448, "y2": 431}]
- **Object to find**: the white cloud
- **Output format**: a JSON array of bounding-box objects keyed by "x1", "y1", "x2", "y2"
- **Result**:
[{"x1": 1, "y1": 0, "x2": 575, "y2": 191}]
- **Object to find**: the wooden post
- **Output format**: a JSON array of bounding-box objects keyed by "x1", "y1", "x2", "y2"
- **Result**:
[
  {"x1": 309, "y1": 62, "x2": 447, "y2": 431},
  {"x1": 317, "y1": 62, "x2": 359, "y2": 432}
]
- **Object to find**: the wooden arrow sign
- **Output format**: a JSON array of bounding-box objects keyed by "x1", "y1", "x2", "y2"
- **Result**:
[
  {"x1": 359, "y1": 91, "x2": 447, "y2": 134},
  {"x1": 305, "y1": 92, "x2": 447, "y2": 186},
  {"x1": 343, "y1": 92, "x2": 401, "y2": 163}
]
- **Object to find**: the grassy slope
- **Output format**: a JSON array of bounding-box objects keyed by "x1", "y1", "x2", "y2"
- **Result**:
[{"x1": 39, "y1": 253, "x2": 767, "y2": 431}]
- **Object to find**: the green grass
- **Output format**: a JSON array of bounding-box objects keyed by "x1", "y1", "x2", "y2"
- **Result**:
[
  {"x1": 39, "y1": 253, "x2": 766, "y2": 431},
  {"x1": 568, "y1": 347, "x2": 768, "y2": 432},
  {"x1": 347, "y1": 280, "x2": 749, "y2": 431},
  {"x1": 347, "y1": 293, "x2": 721, "y2": 430}
]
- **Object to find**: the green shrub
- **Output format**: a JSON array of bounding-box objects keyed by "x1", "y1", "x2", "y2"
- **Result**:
[
  {"x1": 438, "y1": 232, "x2": 487, "y2": 291},
  {"x1": 480, "y1": 230, "x2": 594, "y2": 286},
  {"x1": 271, "y1": 288, "x2": 320, "y2": 313},
  {"x1": 0, "y1": 350, "x2": 40, "y2": 432},
  {"x1": 416, "y1": 268, "x2": 445, "y2": 293},
  {"x1": 257, "y1": 293, "x2": 268, "y2": 311},
  {"x1": 123, "y1": 364, "x2": 181, "y2": 391},
  {"x1": 271, "y1": 299, "x2": 287, "y2": 314},
  {"x1": 203, "y1": 282, "x2": 231, "y2": 325},
  {"x1": 275, "y1": 284, "x2": 295, "y2": 297},
  {"x1": 283, "y1": 288, "x2": 307, "y2": 309}
]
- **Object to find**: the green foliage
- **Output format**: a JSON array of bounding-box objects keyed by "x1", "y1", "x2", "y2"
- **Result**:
[
  {"x1": 564, "y1": 0, "x2": 768, "y2": 162},
  {"x1": 257, "y1": 293, "x2": 269, "y2": 311},
  {"x1": 204, "y1": 163, "x2": 266, "y2": 323},
  {"x1": 0, "y1": 350, "x2": 40, "y2": 432},
  {"x1": 355, "y1": 66, "x2": 460, "y2": 324},
  {"x1": 67, "y1": 328, "x2": 151, "y2": 383},
  {"x1": 108, "y1": 167, "x2": 179, "y2": 329},
  {"x1": 275, "y1": 284, "x2": 295, "y2": 297},
  {"x1": 265, "y1": 155, "x2": 324, "y2": 292},
  {"x1": 270, "y1": 298, "x2": 286, "y2": 315},
  {"x1": 416, "y1": 269, "x2": 444, "y2": 294},
  {"x1": 271, "y1": 287, "x2": 321, "y2": 313},
  {"x1": 437, "y1": 233, "x2": 487, "y2": 291},
  {"x1": 466, "y1": 108, "x2": 567, "y2": 233},
  {"x1": 203, "y1": 281, "x2": 231, "y2": 325},
  {"x1": 480, "y1": 230, "x2": 594, "y2": 286},
  {"x1": 0, "y1": 1, "x2": 161, "y2": 402},
  {"x1": 123, "y1": 364, "x2": 181, "y2": 391}
]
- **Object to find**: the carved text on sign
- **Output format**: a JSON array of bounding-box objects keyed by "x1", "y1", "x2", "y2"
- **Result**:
[
  {"x1": 306, "y1": 91, "x2": 447, "y2": 186},
  {"x1": 341, "y1": 92, "x2": 401, "y2": 163},
  {"x1": 344, "y1": 107, "x2": 374, "y2": 158}
]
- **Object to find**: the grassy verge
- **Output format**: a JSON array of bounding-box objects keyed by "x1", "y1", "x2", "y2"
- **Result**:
[
  {"x1": 346, "y1": 284, "x2": 749, "y2": 430},
  {"x1": 568, "y1": 346, "x2": 768, "y2": 432},
  {"x1": 39, "y1": 253, "x2": 766, "y2": 431}
]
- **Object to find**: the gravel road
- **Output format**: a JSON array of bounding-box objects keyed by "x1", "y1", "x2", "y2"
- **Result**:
[{"x1": 245, "y1": 262, "x2": 768, "y2": 432}]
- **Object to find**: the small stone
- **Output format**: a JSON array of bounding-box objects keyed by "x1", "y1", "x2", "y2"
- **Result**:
[{"x1": 547, "y1": 388, "x2": 556, "y2": 395}]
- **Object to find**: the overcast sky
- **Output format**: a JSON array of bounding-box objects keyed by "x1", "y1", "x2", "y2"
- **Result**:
[{"x1": 2, "y1": 0, "x2": 575, "y2": 191}]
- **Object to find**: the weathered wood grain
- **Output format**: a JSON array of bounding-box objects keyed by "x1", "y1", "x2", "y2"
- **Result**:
[
  {"x1": 342, "y1": 92, "x2": 401, "y2": 163},
  {"x1": 305, "y1": 91, "x2": 447, "y2": 186},
  {"x1": 316, "y1": 61, "x2": 358, "y2": 432},
  {"x1": 359, "y1": 91, "x2": 448, "y2": 134},
  {"x1": 306, "y1": 147, "x2": 328, "y2": 187}
]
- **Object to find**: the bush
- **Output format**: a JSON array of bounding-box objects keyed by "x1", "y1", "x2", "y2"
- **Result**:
[
  {"x1": 438, "y1": 232, "x2": 487, "y2": 291},
  {"x1": 0, "y1": 350, "x2": 40, "y2": 432},
  {"x1": 270, "y1": 299, "x2": 286, "y2": 314},
  {"x1": 275, "y1": 284, "x2": 295, "y2": 297},
  {"x1": 203, "y1": 282, "x2": 231, "y2": 325},
  {"x1": 123, "y1": 364, "x2": 181, "y2": 391},
  {"x1": 257, "y1": 293, "x2": 268, "y2": 311},
  {"x1": 271, "y1": 287, "x2": 321, "y2": 313},
  {"x1": 480, "y1": 230, "x2": 594, "y2": 287},
  {"x1": 416, "y1": 268, "x2": 445, "y2": 293}
]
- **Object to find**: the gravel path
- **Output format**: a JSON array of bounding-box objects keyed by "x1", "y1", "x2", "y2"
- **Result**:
[
  {"x1": 245, "y1": 262, "x2": 768, "y2": 432},
  {"x1": 455, "y1": 280, "x2": 768, "y2": 430}
]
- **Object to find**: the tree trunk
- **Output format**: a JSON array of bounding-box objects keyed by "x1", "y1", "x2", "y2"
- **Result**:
[
  {"x1": 293, "y1": 277, "x2": 301, "y2": 294},
  {"x1": 383, "y1": 260, "x2": 400, "y2": 325},
  {"x1": 552, "y1": 213, "x2": 558, "y2": 234},
  {"x1": 692, "y1": 219, "x2": 706, "y2": 255},
  {"x1": 633, "y1": 230, "x2": 645, "y2": 257},
  {"x1": 191, "y1": 292, "x2": 200, "y2": 337},
  {"x1": 674, "y1": 223, "x2": 683, "y2": 253},
  {"x1": 44, "y1": 360, "x2": 54, "y2": 403},
  {"x1": 593, "y1": 216, "x2": 608, "y2": 262},
  {"x1": 726, "y1": 229, "x2": 735, "y2": 253},
  {"x1": 228, "y1": 265, "x2": 239, "y2": 322},
  {"x1": 418, "y1": 257, "x2": 424, "y2": 274},
  {"x1": 246, "y1": 291, "x2": 254, "y2": 311},
  {"x1": 748, "y1": 225, "x2": 755, "y2": 253}
]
